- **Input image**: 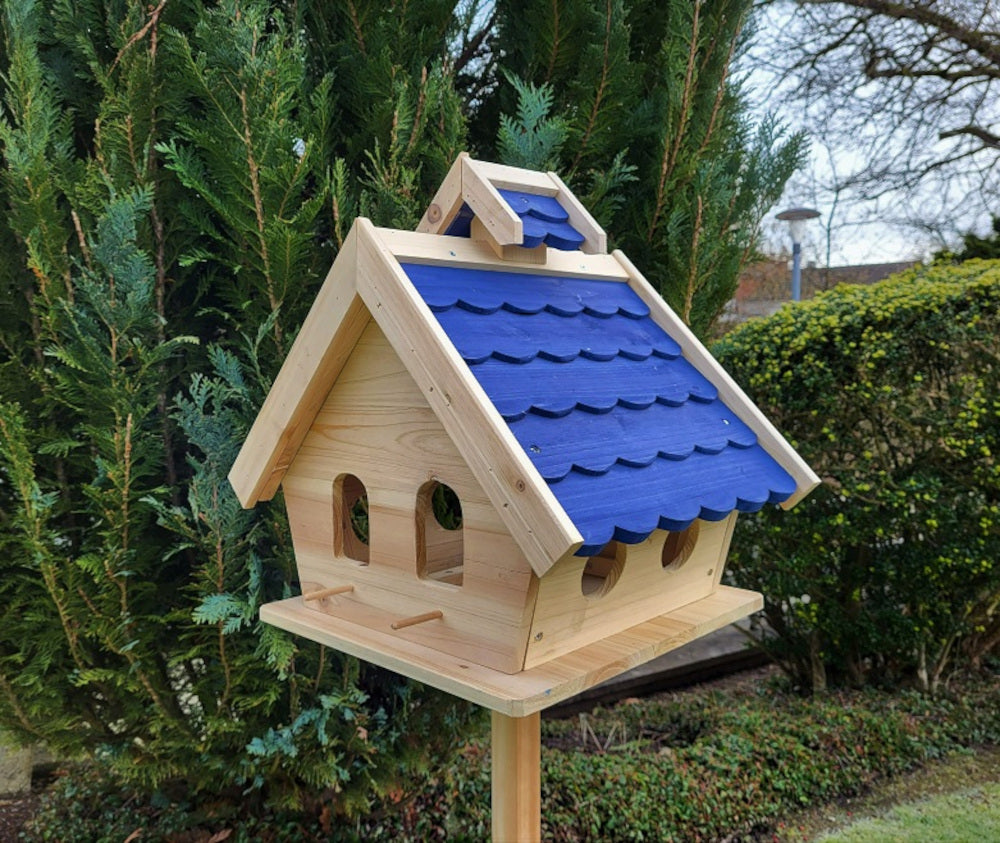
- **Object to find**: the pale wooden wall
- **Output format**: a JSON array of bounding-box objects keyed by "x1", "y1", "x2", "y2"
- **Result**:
[
  {"x1": 523, "y1": 514, "x2": 738, "y2": 668},
  {"x1": 282, "y1": 321, "x2": 536, "y2": 673}
]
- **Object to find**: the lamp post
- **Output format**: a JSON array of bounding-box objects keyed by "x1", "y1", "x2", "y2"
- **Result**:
[{"x1": 776, "y1": 207, "x2": 821, "y2": 301}]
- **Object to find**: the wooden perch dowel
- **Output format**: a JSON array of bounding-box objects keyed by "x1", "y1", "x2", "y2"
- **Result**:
[
  {"x1": 391, "y1": 610, "x2": 443, "y2": 630},
  {"x1": 303, "y1": 585, "x2": 354, "y2": 602}
]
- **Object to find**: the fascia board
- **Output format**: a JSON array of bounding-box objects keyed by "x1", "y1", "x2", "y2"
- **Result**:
[{"x1": 354, "y1": 219, "x2": 583, "y2": 576}]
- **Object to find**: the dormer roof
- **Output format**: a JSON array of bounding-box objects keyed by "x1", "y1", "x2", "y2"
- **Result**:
[{"x1": 229, "y1": 156, "x2": 819, "y2": 577}]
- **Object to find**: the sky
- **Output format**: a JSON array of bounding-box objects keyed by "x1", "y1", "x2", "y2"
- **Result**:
[{"x1": 742, "y1": 5, "x2": 979, "y2": 269}]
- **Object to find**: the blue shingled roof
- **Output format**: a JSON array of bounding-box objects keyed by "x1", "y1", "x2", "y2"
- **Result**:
[
  {"x1": 443, "y1": 190, "x2": 585, "y2": 250},
  {"x1": 403, "y1": 262, "x2": 797, "y2": 556}
]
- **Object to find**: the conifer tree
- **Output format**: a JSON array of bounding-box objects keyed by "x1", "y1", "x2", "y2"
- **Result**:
[
  {"x1": 0, "y1": 0, "x2": 801, "y2": 824},
  {"x1": 487, "y1": 0, "x2": 806, "y2": 336}
]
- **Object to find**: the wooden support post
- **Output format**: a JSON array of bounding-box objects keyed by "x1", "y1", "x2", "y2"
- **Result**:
[{"x1": 491, "y1": 710, "x2": 541, "y2": 843}]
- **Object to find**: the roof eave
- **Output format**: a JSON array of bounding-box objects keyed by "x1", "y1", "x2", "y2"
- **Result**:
[
  {"x1": 612, "y1": 249, "x2": 822, "y2": 508},
  {"x1": 228, "y1": 223, "x2": 370, "y2": 508}
]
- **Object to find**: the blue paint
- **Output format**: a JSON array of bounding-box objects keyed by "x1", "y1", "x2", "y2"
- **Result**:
[
  {"x1": 437, "y1": 191, "x2": 585, "y2": 250},
  {"x1": 471, "y1": 353, "x2": 717, "y2": 419},
  {"x1": 510, "y1": 400, "x2": 757, "y2": 482},
  {"x1": 497, "y1": 190, "x2": 569, "y2": 222},
  {"x1": 402, "y1": 263, "x2": 797, "y2": 556},
  {"x1": 433, "y1": 306, "x2": 681, "y2": 365},
  {"x1": 498, "y1": 189, "x2": 585, "y2": 250},
  {"x1": 443, "y1": 203, "x2": 474, "y2": 238},
  {"x1": 406, "y1": 263, "x2": 648, "y2": 318}
]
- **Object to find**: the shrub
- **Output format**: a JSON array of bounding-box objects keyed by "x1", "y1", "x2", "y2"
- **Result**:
[
  {"x1": 347, "y1": 671, "x2": 1000, "y2": 842},
  {"x1": 713, "y1": 260, "x2": 1000, "y2": 692},
  {"x1": 28, "y1": 671, "x2": 1000, "y2": 840}
]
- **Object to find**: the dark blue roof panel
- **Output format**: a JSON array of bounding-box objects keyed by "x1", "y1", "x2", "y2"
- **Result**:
[
  {"x1": 401, "y1": 262, "x2": 796, "y2": 556},
  {"x1": 439, "y1": 191, "x2": 585, "y2": 250},
  {"x1": 498, "y1": 189, "x2": 585, "y2": 250}
]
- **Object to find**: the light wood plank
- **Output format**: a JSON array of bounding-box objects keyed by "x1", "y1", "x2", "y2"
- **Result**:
[
  {"x1": 354, "y1": 219, "x2": 583, "y2": 576},
  {"x1": 228, "y1": 226, "x2": 369, "y2": 506},
  {"x1": 462, "y1": 157, "x2": 523, "y2": 245},
  {"x1": 260, "y1": 585, "x2": 762, "y2": 716},
  {"x1": 470, "y1": 217, "x2": 548, "y2": 264},
  {"x1": 613, "y1": 249, "x2": 821, "y2": 507},
  {"x1": 547, "y1": 170, "x2": 607, "y2": 254},
  {"x1": 524, "y1": 516, "x2": 737, "y2": 668},
  {"x1": 492, "y1": 712, "x2": 541, "y2": 843},
  {"x1": 467, "y1": 158, "x2": 559, "y2": 194},
  {"x1": 303, "y1": 585, "x2": 354, "y2": 601},
  {"x1": 380, "y1": 227, "x2": 630, "y2": 280},
  {"x1": 416, "y1": 152, "x2": 467, "y2": 235},
  {"x1": 277, "y1": 322, "x2": 537, "y2": 672}
]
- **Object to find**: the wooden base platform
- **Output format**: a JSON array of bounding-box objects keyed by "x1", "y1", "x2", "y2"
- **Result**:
[{"x1": 260, "y1": 586, "x2": 762, "y2": 716}]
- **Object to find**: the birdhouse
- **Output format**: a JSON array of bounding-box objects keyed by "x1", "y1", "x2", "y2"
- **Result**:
[{"x1": 229, "y1": 155, "x2": 818, "y2": 717}]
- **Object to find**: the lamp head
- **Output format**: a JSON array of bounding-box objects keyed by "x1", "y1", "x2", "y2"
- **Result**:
[{"x1": 777, "y1": 207, "x2": 821, "y2": 244}]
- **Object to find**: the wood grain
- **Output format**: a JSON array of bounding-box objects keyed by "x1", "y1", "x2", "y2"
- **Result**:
[
  {"x1": 416, "y1": 152, "x2": 468, "y2": 235},
  {"x1": 492, "y1": 712, "x2": 541, "y2": 842},
  {"x1": 355, "y1": 219, "x2": 583, "y2": 575},
  {"x1": 462, "y1": 157, "x2": 523, "y2": 245},
  {"x1": 228, "y1": 225, "x2": 369, "y2": 506},
  {"x1": 260, "y1": 585, "x2": 763, "y2": 716},
  {"x1": 381, "y1": 227, "x2": 629, "y2": 280},
  {"x1": 280, "y1": 321, "x2": 536, "y2": 672},
  {"x1": 524, "y1": 515, "x2": 737, "y2": 668},
  {"x1": 466, "y1": 158, "x2": 558, "y2": 195}
]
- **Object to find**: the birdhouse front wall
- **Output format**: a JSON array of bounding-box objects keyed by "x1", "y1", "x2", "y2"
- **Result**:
[
  {"x1": 523, "y1": 513, "x2": 738, "y2": 668},
  {"x1": 281, "y1": 318, "x2": 538, "y2": 674}
]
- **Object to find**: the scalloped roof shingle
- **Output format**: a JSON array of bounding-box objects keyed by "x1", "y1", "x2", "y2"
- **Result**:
[
  {"x1": 443, "y1": 189, "x2": 585, "y2": 250},
  {"x1": 403, "y1": 261, "x2": 797, "y2": 555}
]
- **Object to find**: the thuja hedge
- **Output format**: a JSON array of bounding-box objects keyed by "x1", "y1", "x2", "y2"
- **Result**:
[
  {"x1": 714, "y1": 260, "x2": 1000, "y2": 692},
  {"x1": 27, "y1": 672, "x2": 1000, "y2": 841}
]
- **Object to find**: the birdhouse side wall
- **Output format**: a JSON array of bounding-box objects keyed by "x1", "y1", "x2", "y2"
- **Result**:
[
  {"x1": 523, "y1": 513, "x2": 738, "y2": 668},
  {"x1": 281, "y1": 320, "x2": 537, "y2": 674}
]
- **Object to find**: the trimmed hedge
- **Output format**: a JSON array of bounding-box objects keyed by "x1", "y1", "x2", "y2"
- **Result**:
[
  {"x1": 714, "y1": 260, "x2": 1000, "y2": 691},
  {"x1": 362, "y1": 672, "x2": 1000, "y2": 842},
  {"x1": 27, "y1": 671, "x2": 1000, "y2": 841}
]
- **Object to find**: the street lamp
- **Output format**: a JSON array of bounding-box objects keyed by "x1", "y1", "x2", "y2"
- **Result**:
[{"x1": 776, "y1": 207, "x2": 821, "y2": 302}]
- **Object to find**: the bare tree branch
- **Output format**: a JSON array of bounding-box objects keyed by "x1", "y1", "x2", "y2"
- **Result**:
[{"x1": 754, "y1": 0, "x2": 1000, "y2": 236}]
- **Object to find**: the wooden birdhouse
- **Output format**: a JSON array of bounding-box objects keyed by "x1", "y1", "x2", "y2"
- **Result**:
[{"x1": 229, "y1": 154, "x2": 819, "y2": 717}]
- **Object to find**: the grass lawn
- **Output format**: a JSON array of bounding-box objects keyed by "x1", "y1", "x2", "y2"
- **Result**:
[
  {"x1": 818, "y1": 784, "x2": 1000, "y2": 841},
  {"x1": 779, "y1": 745, "x2": 1000, "y2": 841}
]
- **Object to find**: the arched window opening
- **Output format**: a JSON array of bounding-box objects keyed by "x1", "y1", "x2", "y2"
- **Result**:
[
  {"x1": 335, "y1": 474, "x2": 369, "y2": 565},
  {"x1": 417, "y1": 480, "x2": 464, "y2": 586},
  {"x1": 662, "y1": 522, "x2": 700, "y2": 571},
  {"x1": 581, "y1": 540, "x2": 624, "y2": 599}
]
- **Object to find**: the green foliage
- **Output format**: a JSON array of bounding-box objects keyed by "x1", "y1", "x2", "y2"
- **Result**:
[
  {"x1": 346, "y1": 673, "x2": 1000, "y2": 841},
  {"x1": 714, "y1": 260, "x2": 1000, "y2": 692},
  {"x1": 0, "y1": 0, "x2": 802, "y2": 822},
  {"x1": 819, "y1": 784, "x2": 1000, "y2": 842},
  {"x1": 489, "y1": 0, "x2": 805, "y2": 335},
  {"x1": 157, "y1": 0, "x2": 335, "y2": 359},
  {"x1": 0, "y1": 0, "x2": 480, "y2": 817},
  {"x1": 937, "y1": 216, "x2": 1000, "y2": 263},
  {"x1": 496, "y1": 74, "x2": 569, "y2": 170}
]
